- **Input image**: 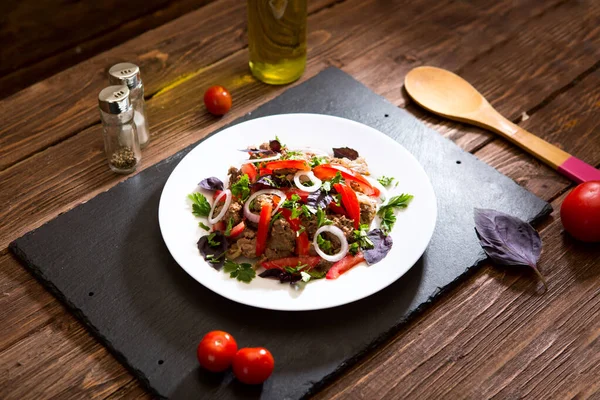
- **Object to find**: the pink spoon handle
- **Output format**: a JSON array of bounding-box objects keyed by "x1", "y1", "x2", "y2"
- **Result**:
[{"x1": 557, "y1": 156, "x2": 600, "y2": 183}]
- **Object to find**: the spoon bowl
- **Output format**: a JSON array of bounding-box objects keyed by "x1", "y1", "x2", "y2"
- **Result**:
[{"x1": 404, "y1": 66, "x2": 600, "y2": 183}]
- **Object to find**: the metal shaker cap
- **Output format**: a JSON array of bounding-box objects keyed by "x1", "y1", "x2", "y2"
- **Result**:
[
  {"x1": 98, "y1": 85, "x2": 130, "y2": 114},
  {"x1": 108, "y1": 62, "x2": 141, "y2": 88}
]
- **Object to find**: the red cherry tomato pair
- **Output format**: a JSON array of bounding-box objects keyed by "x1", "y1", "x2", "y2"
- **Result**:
[
  {"x1": 196, "y1": 330, "x2": 274, "y2": 385},
  {"x1": 204, "y1": 85, "x2": 232, "y2": 116}
]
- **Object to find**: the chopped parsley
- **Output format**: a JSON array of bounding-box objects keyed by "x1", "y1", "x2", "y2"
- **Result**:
[
  {"x1": 223, "y1": 260, "x2": 256, "y2": 283},
  {"x1": 282, "y1": 262, "x2": 326, "y2": 282},
  {"x1": 270, "y1": 211, "x2": 283, "y2": 227},
  {"x1": 284, "y1": 262, "x2": 308, "y2": 274},
  {"x1": 207, "y1": 233, "x2": 221, "y2": 247},
  {"x1": 321, "y1": 181, "x2": 332, "y2": 192},
  {"x1": 198, "y1": 222, "x2": 210, "y2": 231},
  {"x1": 353, "y1": 224, "x2": 375, "y2": 250},
  {"x1": 283, "y1": 150, "x2": 303, "y2": 160},
  {"x1": 291, "y1": 204, "x2": 311, "y2": 219},
  {"x1": 317, "y1": 234, "x2": 333, "y2": 254},
  {"x1": 231, "y1": 174, "x2": 251, "y2": 200},
  {"x1": 377, "y1": 193, "x2": 414, "y2": 234},
  {"x1": 309, "y1": 156, "x2": 328, "y2": 168},
  {"x1": 316, "y1": 209, "x2": 332, "y2": 228},
  {"x1": 348, "y1": 242, "x2": 360, "y2": 255},
  {"x1": 377, "y1": 176, "x2": 395, "y2": 187},
  {"x1": 332, "y1": 193, "x2": 342, "y2": 207},
  {"x1": 188, "y1": 192, "x2": 211, "y2": 217},
  {"x1": 331, "y1": 171, "x2": 344, "y2": 185},
  {"x1": 224, "y1": 217, "x2": 234, "y2": 236}
]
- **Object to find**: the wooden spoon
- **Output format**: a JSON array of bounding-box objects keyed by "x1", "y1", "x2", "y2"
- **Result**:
[{"x1": 404, "y1": 66, "x2": 600, "y2": 183}]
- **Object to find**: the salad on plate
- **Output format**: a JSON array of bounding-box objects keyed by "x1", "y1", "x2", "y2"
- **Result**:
[{"x1": 188, "y1": 137, "x2": 413, "y2": 285}]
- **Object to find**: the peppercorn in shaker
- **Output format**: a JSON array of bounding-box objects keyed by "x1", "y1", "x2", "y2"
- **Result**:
[
  {"x1": 98, "y1": 85, "x2": 142, "y2": 174},
  {"x1": 108, "y1": 62, "x2": 150, "y2": 148}
]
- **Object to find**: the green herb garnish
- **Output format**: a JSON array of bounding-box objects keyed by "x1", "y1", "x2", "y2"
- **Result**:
[
  {"x1": 309, "y1": 156, "x2": 328, "y2": 168},
  {"x1": 348, "y1": 242, "x2": 360, "y2": 255},
  {"x1": 223, "y1": 260, "x2": 256, "y2": 283},
  {"x1": 284, "y1": 262, "x2": 308, "y2": 274},
  {"x1": 316, "y1": 209, "x2": 332, "y2": 228},
  {"x1": 224, "y1": 217, "x2": 234, "y2": 236},
  {"x1": 198, "y1": 222, "x2": 210, "y2": 231},
  {"x1": 231, "y1": 174, "x2": 251, "y2": 200},
  {"x1": 377, "y1": 194, "x2": 413, "y2": 234},
  {"x1": 377, "y1": 176, "x2": 395, "y2": 187},
  {"x1": 283, "y1": 150, "x2": 303, "y2": 160},
  {"x1": 353, "y1": 224, "x2": 375, "y2": 250},
  {"x1": 188, "y1": 192, "x2": 211, "y2": 217},
  {"x1": 207, "y1": 233, "x2": 221, "y2": 247},
  {"x1": 332, "y1": 193, "x2": 342, "y2": 207},
  {"x1": 317, "y1": 234, "x2": 333, "y2": 253},
  {"x1": 330, "y1": 171, "x2": 344, "y2": 185}
]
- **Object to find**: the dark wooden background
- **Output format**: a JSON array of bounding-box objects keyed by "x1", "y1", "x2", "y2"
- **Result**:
[{"x1": 1, "y1": 0, "x2": 599, "y2": 398}]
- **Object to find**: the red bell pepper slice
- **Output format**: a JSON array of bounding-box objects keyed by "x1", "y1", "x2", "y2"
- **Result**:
[
  {"x1": 256, "y1": 202, "x2": 272, "y2": 256},
  {"x1": 295, "y1": 231, "x2": 310, "y2": 256},
  {"x1": 264, "y1": 160, "x2": 310, "y2": 171},
  {"x1": 227, "y1": 221, "x2": 245, "y2": 238},
  {"x1": 333, "y1": 183, "x2": 361, "y2": 229},
  {"x1": 285, "y1": 188, "x2": 310, "y2": 202},
  {"x1": 313, "y1": 164, "x2": 379, "y2": 197},
  {"x1": 326, "y1": 252, "x2": 365, "y2": 279},
  {"x1": 279, "y1": 208, "x2": 301, "y2": 231},
  {"x1": 328, "y1": 201, "x2": 347, "y2": 216},
  {"x1": 241, "y1": 163, "x2": 258, "y2": 183},
  {"x1": 261, "y1": 256, "x2": 322, "y2": 270},
  {"x1": 212, "y1": 221, "x2": 226, "y2": 232}
]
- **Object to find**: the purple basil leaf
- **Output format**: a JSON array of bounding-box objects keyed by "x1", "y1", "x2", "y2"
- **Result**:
[
  {"x1": 258, "y1": 268, "x2": 300, "y2": 284},
  {"x1": 197, "y1": 232, "x2": 229, "y2": 270},
  {"x1": 474, "y1": 208, "x2": 546, "y2": 289},
  {"x1": 252, "y1": 175, "x2": 280, "y2": 190},
  {"x1": 332, "y1": 147, "x2": 359, "y2": 160},
  {"x1": 307, "y1": 190, "x2": 333, "y2": 210},
  {"x1": 198, "y1": 177, "x2": 224, "y2": 191},
  {"x1": 270, "y1": 140, "x2": 282, "y2": 153},
  {"x1": 364, "y1": 229, "x2": 393, "y2": 265}
]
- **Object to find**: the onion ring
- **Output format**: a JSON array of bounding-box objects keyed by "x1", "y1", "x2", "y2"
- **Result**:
[
  {"x1": 240, "y1": 153, "x2": 281, "y2": 164},
  {"x1": 243, "y1": 189, "x2": 287, "y2": 223},
  {"x1": 313, "y1": 225, "x2": 349, "y2": 262},
  {"x1": 208, "y1": 189, "x2": 232, "y2": 224},
  {"x1": 293, "y1": 170, "x2": 322, "y2": 193}
]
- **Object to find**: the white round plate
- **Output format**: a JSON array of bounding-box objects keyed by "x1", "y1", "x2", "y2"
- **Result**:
[{"x1": 159, "y1": 114, "x2": 437, "y2": 311}]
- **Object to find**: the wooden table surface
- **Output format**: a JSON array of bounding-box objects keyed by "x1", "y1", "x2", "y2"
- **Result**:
[{"x1": 1, "y1": 0, "x2": 599, "y2": 398}]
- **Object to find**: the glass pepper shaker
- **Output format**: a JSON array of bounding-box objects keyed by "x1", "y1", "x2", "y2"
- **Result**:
[
  {"x1": 108, "y1": 62, "x2": 150, "y2": 148},
  {"x1": 98, "y1": 85, "x2": 141, "y2": 174}
]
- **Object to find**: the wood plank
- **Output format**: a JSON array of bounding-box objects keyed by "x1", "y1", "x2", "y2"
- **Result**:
[
  {"x1": 0, "y1": 0, "x2": 339, "y2": 171},
  {"x1": 0, "y1": 311, "x2": 132, "y2": 400},
  {"x1": 0, "y1": 0, "x2": 215, "y2": 100},
  {"x1": 0, "y1": 0, "x2": 585, "y2": 250},
  {"x1": 1, "y1": 0, "x2": 599, "y2": 398},
  {"x1": 315, "y1": 192, "x2": 600, "y2": 400}
]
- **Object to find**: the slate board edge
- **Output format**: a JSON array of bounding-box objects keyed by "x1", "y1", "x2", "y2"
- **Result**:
[
  {"x1": 8, "y1": 241, "x2": 160, "y2": 398},
  {"x1": 301, "y1": 201, "x2": 553, "y2": 398}
]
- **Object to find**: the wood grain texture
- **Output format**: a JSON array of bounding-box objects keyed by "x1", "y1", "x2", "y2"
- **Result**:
[
  {"x1": 0, "y1": 0, "x2": 215, "y2": 99},
  {"x1": 0, "y1": 0, "x2": 338, "y2": 171},
  {"x1": 1, "y1": 0, "x2": 599, "y2": 398},
  {"x1": 0, "y1": 0, "x2": 590, "y2": 250}
]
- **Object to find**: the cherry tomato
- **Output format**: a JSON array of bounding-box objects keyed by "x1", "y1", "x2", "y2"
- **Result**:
[
  {"x1": 560, "y1": 181, "x2": 600, "y2": 242},
  {"x1": 204, "y1": 85, "x2": 232, "y2": 115},
  {"x1": 196, "y1": 330, "x2": 238, "y2": 372},
  {"x1": 232, "y1": 347, "x2": 275, "y2": 385}
]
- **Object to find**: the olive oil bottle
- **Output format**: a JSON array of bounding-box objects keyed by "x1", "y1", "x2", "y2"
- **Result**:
[{"x1": 248, "y1": 0, "x2": 307, "y2": 85}]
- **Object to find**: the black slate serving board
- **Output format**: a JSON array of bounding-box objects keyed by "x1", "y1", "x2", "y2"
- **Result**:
[{"x1": 10, "y1": 68, "x2": 551, "y2": 399}]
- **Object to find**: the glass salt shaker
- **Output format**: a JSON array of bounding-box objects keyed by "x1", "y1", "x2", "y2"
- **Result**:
[
  {"x1": 108, "y1": 62, "x2": 150, "y2": 148},
  {"x1": 98, "y1": 85, "x2": 142, "y2": 174}
]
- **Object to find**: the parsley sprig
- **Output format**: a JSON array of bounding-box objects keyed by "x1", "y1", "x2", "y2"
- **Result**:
[
  {"x1": 316, "y1": 208, "x2": 332, "y2": 228},
  {"x1": 188, "y1": 192, "x2": 211, "y2": 217},
  {"x1": 231, "y1": 174, "x2": 251, "y2": 200},
  {"x1": 377, "y1": 176, "x2": 395, "y2": 187},
  {"x1": 223, "y1": 260, "x2": 256, "y2": 283},
  {"x1": 377, "y1": 193, "x2": 414, "y2": 234}
]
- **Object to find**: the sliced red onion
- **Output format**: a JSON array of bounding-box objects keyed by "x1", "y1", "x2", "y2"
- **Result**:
[
  {"x1": 240, "y1": 153, "x2": 281, "y2": 164},
  {"x1": 243, "y1": 189, "x2": 287, "y2": 223},
  {"x1": 293, "y1": 170, "x2": 322, "y2": 193},
  {"x1": 313, "y1": 226, "x2": 349, "y2": 262},
  {"x1": 366, "y1": 176, "x2": 388, "y2": 202},
  {"x1": 208, "y1": 189, "x2": 232, "y2": 224}
]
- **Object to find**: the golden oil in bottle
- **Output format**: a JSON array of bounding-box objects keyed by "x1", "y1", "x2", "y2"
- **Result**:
[{"x1": 248, "y1": 0, "x2": 307, "y2": 85}]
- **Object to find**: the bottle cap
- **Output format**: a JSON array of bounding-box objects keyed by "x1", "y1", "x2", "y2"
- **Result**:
[
  {"x1": 108, "y1": 63, "x2": 141, "y2": 89},
  {"x1": 98, "y1": 85, "x2": 130, "y2": 114}
]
